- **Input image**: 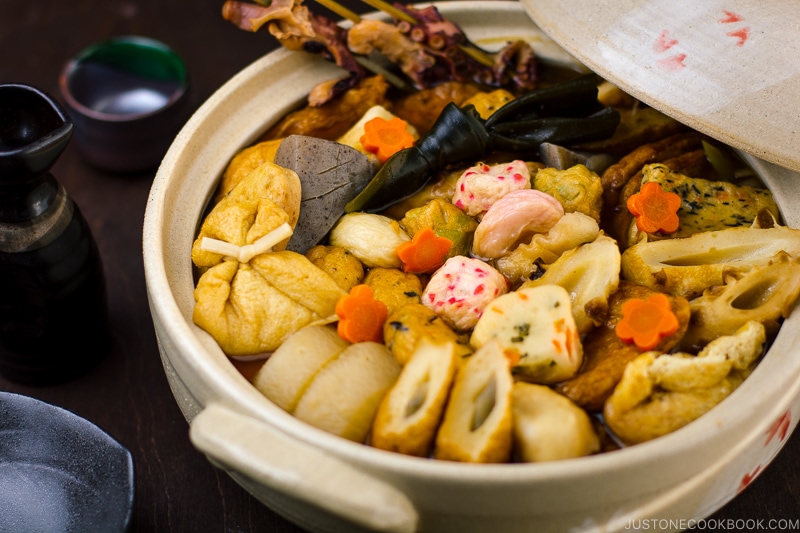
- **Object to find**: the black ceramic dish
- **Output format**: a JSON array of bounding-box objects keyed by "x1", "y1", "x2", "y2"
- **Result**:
[{"x1": 0, "y1": 392, "x2": 134, "y2": 533}]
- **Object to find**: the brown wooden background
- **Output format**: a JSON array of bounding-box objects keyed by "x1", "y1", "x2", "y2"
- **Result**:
[{"x1": 1, "y1": 1, "x2": 799, "y2": 531}]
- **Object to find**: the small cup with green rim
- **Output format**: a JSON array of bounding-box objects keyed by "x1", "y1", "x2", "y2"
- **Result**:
[{"x1": 59, "y1": 36, "x2": 190, "y2": 173}]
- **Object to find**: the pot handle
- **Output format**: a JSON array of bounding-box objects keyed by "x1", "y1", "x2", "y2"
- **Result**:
[{"x1": 190, "y1": 403, "x2": 419, "y2": 533}]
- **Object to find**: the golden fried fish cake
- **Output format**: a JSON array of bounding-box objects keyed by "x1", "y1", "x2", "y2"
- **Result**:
[{"x1": 554, "y1": 281, "x2": 690, "y2": 412}]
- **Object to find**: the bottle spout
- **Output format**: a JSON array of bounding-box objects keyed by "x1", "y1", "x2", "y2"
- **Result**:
[{"x1": 0, "y1": 84, "x2": 74, "y2": 184}]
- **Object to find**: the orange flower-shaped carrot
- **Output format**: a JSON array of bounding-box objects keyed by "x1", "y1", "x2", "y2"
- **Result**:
[
  {"x1": 502, "y1": 347, "x2": 522, "y2": 368},
  {"x1": 360, "y1": 116, "x2": 415, "y2": 163},
  {"x1": 336, "y1": 284, "x2": 388, "y2": 343},
  {"x1": 395, "y1": 227, "x2": 452, "y2": 273},
  {"x1": 615, "y1": 293, "x2": 680, "y2": 351},
  {"x1": 626, "y1": 181, "x2": 682, "y2": 234}
]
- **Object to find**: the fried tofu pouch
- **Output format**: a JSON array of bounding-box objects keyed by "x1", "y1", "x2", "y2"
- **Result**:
[
  {"x1": 214, "y1": 139, "x2": 284, "y2": 203},
  {"x1": 193, "y1": 251, "x2": 346, "y2": 357},
  {"x1": 192, "y1": 161, "x2": 302, "y2": 269},
  {"x1": 604, "y1": 321, "x2": 766, "y2": 445}
]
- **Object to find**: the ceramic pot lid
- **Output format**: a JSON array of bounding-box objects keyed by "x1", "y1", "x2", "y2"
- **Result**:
[{"x1": 521, "y1": 0, "x2": 800, "y2": 173}]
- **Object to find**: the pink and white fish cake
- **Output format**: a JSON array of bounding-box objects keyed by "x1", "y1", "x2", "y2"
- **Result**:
[
  {"x1": 423, "y1": 256, "x2": 508, "y2": 331},
  {"x1": 472, "y1": 189, "x2": 565, "y2": 259},
  {"x1": 452, "y1": 160, "x2": 531, "y2": 218}
]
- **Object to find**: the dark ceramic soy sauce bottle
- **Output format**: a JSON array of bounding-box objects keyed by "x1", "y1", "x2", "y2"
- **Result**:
[{"x1": 0, "y1": 84, "x2": 108, "y2": 385}]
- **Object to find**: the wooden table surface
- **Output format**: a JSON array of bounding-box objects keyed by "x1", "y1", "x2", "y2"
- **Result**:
[{"x1": 2, "y1": 1, "x2": 799, "y2": 532}]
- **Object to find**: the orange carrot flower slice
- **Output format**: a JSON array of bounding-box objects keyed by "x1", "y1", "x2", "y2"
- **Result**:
[
  {"x1": 395, "y1": 227, "x2": 452, "y2": 273},
  {"x1": 360, "y1": 116, "x2": 415, "y2": 163},
  {"x1": 615, "y1": 293, "x2": 680, "y2": 351},
  {"x1": 335, "y1": 284, "x2": 388, "y2": 344},
  {"x1": 626, "y1": 181, "x2": 682, "y2": 234}
]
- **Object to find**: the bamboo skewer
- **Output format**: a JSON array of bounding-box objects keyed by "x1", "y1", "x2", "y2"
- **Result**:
[
  {"x1": 359, "y1": 0, "x2": 418, "y2": 24},
  {"x1": 311, "y1": 0, "x2": 494, "y2": 67},
  {"x1": 311, "y1": 0, "x2": 414, "y2": 90},
  {"x1": 313, "y1": 0, "x2": 362, "y2": 23},
  {"x1": 459, "y1": 44, "x2": 495, "y2": 67},
  {"x1": 353, "y1": 56, "x2": 415, "y2": 91}
]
